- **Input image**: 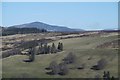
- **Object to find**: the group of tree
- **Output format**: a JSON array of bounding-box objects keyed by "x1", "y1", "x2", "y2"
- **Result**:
[
  {"x1": 2, "y1": 27, "x2": 47, "y2": 36},
  {"x1": 46, "y1": 61, "x2": 68, "y2": 75},
  {"x1": 37, "y1": 42, "x2": 63, "y2": 54},
  {"x1": 57, "y1": 42, "x2": 63, "y2": 51},
  {"x1": 95, "y1": 71, "x2": 116, "y2": 80},
  {"x1": 23, "y1": 42, "x2": 63, "y2": 62},
  {"x1": 46, "y1": 52, "x2": 76, "y2": 75}
]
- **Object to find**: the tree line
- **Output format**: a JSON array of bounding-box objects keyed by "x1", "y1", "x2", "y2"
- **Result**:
[
  {"x1": 23, "y1": 42, "x2": 63, "y2": 62},
  {"x1": 2, "y1": 27, "x2": 47, "y2": 36},
  {"x1": 37, "y1": 42, "x2": 63, "y2": 54}
]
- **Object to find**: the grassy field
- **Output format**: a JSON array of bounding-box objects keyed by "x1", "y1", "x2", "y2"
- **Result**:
[{"x1": 2, "y1": 33, "x2": 119, "y2": 78}]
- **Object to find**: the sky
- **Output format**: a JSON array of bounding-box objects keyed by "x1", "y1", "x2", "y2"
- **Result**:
[
  {"x1": 0, "y1": 2, "x2": 118, "y2": 30},
  {"x1": 1, "y1": 0, "x2": 119, "y2": 2}
]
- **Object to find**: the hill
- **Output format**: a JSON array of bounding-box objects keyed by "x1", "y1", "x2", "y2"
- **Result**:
[
  {"x1": 2, "y1": 33, "x2": 118, "y2": 78},
  {"x1": 9, "y1": 21, "x2": 83, "y2": 32}
]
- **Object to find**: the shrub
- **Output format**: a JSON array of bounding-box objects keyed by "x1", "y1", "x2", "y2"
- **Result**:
[
  {"x1": 63, "y1": 52, "x2": 76, "y2": 64},
  {"x1": 47, "y1": 61, "x2": 59, "y2": 75},
  {"x1": 91, "y1": 58, "x2": 107, "y2": 70},
  {"x1": 59, "y1": 62, "x2": 68, "y2": 75},
  {"x1": 97, "y1": 58, "x2": 107, "y2": 70}
]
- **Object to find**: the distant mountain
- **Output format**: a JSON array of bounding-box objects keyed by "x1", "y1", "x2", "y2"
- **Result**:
[
  {"x1": 103, "y1": 28, "x2": 119, "y2": 31},
  {"x1": 9, "y1": 21, "x2": 84, "y2": 32},
  {"x1": 97, "y1": 28, "x2": 119, "y2": 32}
]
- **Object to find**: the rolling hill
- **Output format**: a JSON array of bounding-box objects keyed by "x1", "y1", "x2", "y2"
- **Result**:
[{"x1": 2, "y1": 33, "x2": 118, "y2": 78}]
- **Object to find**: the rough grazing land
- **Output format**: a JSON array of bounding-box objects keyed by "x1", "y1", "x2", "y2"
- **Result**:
[{"x1": 2, "y1": 32, "x2": 119, "y2": 78}]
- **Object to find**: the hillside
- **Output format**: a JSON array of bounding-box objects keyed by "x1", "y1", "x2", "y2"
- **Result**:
[
  {"x1": 9, "y1": 21, "x2": 83, "y2": 32},
  {"x1": 2, "y1": 32, "x2": 118, "y2": 78},
  {"x1": 2, "y1": 27, "x2": 47, "y2": 36}
]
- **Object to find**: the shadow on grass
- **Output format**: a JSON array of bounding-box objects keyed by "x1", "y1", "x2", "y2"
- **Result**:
[
  {"x1": 46, "y1": 71, "x2": 55, "y2": 75},
  {"x1": 46, "y1": 71, "x2": 67, "y2": 76},
  {"x1": 45, "y1": 67, "x2": 51, "y2": 70}
]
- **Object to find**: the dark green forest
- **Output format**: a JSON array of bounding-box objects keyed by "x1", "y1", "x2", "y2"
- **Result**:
[{"x1": 2, "y1": 27, "x2": 47, "y2": 36}]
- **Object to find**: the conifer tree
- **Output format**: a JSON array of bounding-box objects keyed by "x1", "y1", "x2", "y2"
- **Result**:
[
  {"x1": 28, "y1": 47, "x2": 35, "y2": 62},
  {"x1": 47, "y1": 45, "x2": 50, "y2": 54},
  {"x1": 51, "y1": 43, "x2": 56, "y2": 53},
  {"x1": 60, "y1": 43, "x2": 63, "y2": 51},
  {"x1": 57, "y1": 42, "x2": 61, "y2": 50},
  {"x1": 43, "y1": 43, "x2": 48, "y2": 54}
]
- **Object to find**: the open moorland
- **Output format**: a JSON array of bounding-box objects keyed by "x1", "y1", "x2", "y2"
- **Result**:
[{"x1": 1, "y1": 31, "x2": 119, "y2": 78}]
